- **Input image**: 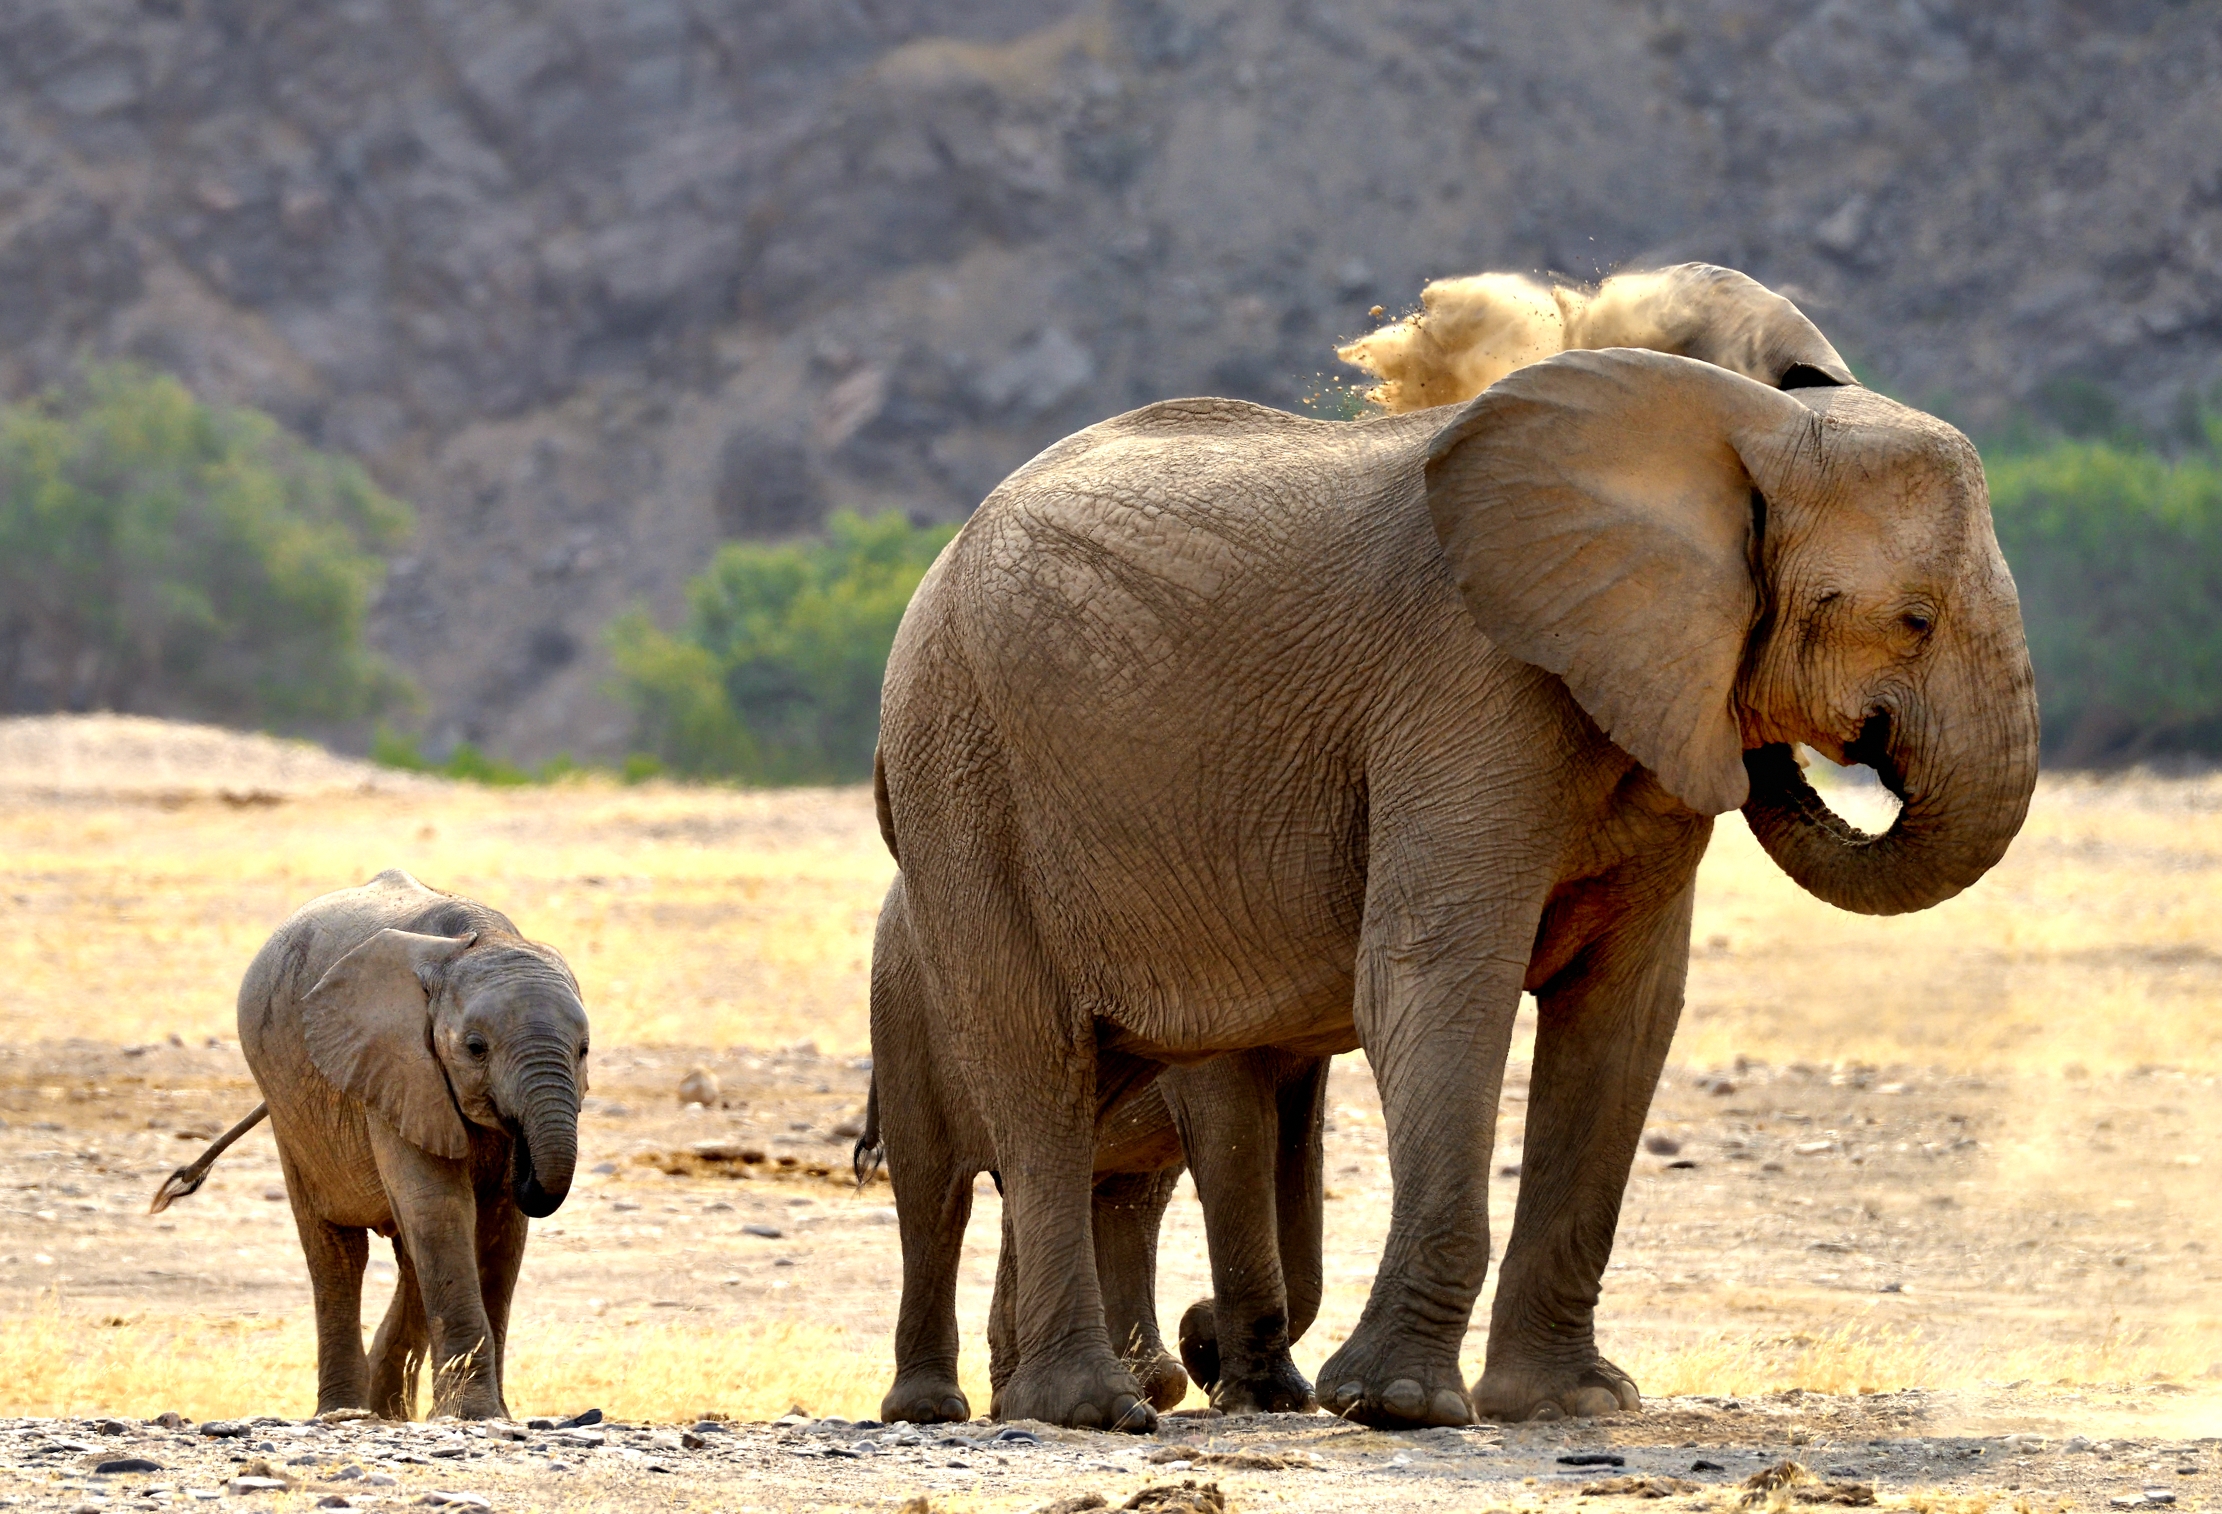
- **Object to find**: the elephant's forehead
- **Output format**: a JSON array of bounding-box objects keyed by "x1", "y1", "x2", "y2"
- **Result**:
[{"x1": 453, "y1": 946, "x2": 581, "y2": 1007}]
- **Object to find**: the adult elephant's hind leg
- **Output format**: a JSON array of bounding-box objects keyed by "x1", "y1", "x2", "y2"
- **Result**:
[
  {"x1": 1474, "y1": 879, "x2": 1695, "y2": 1422},
  {"x1": 923, "y1": 902, "x2": 1149, "y2": 1429}
]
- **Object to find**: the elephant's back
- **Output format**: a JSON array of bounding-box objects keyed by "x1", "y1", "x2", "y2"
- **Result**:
[{"x1": 908, "y1": 400, "x2": 1447, "y2": 726}]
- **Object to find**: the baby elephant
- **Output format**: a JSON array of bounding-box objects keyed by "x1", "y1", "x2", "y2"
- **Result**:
[{"x1": 153, "y1": 869, "x2": 589, "y2": 1420}]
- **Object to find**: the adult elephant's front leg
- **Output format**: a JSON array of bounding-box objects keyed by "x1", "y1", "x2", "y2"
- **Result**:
[
  {"x1": 1474, "y1": 880, "x2": 1695, "y2": 1422},
  {"x1": 1318, "y1": 939, "x2": 1526, "y2": 1428}
]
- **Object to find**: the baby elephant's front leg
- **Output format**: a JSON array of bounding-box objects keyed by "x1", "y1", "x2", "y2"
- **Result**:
[{"x1": 371, "y1": 1132, "x2": 506, "y2": 1419}]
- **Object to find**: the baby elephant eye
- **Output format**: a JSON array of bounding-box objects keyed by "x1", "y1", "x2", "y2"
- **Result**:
[{"x1": 465, "y1": 1035, "x2": 490, "y2": 1058}]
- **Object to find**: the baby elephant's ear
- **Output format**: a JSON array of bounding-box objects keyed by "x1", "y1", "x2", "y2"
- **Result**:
[{"x1": 302, "y1": 929, "x2": 477, "y2": 1159}]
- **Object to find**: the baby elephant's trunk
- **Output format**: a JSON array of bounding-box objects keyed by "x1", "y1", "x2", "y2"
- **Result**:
[
  {"x1": 510, "y1": 1049, "x2": 581, "y2": 1218},
  {"x1": 149, "y1": 1103, "x2": 269, "y2": 1213}
]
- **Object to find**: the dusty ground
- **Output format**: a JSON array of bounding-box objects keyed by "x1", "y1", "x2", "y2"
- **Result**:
[
  {"x1": 0, "y1": 718, "x2": 2218, "y2": 1511},
  {"x1": 2, "y1": 1391, "x2": 2217, "y2": 1514}
]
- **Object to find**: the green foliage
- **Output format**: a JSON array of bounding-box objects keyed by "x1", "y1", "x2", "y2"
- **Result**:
[
  {"x1": 1986, "y1": 420, "x2": 2222, "y2": 763},
  {"x1": 0, "y1": 363, "x2": 413, "y2": 725},
  {"x1": 371, "y1": 726, "x2": 589, "y2": 786},
  {"x1": 609, "y1": 511, "x2": 959, "y2": 783}
]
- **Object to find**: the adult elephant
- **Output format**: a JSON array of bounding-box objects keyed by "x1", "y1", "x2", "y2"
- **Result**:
[{"x1": 873, "y1": 266, "x2": 2038, "y2": 1431}]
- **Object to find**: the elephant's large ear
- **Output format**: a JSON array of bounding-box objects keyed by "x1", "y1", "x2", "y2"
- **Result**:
[
  {"x1": 1425, "y1": 348, "x2": 1819, "y2": 815},
  {"x1": 1559, "y1": 263, "x2": 1854, "y2": 390},
  {"x1": 302, "y1": 929, "x2": 477, "y2": 1158}
]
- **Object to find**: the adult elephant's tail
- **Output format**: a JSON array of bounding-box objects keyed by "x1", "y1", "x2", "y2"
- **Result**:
[
  {"x1": 851, "y1": 1076, "x2": 884, "y2": 1189},
  {"x1": 149, "y1": 1102, "x2": 269, "y2": 1213}
]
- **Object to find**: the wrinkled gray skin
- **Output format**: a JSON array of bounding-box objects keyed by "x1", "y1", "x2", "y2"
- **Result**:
[
  {"x1": 220, "y1": 869, "x2": 590, "y2": 1419},
  {"x1": 873, "y1": 267, "x2": 2040, "y2": 1431},
  {"x1": 864, "y1": 875, "x2": 1328, "y2": 1423}
]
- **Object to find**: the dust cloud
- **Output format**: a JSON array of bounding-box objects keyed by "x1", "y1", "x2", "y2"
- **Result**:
[{"x1": 1338, "y1": 263, "x2": 1851, "y2": 412}]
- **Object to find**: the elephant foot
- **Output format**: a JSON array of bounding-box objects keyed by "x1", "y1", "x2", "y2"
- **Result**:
[
  {"x1": 1177, "y1": 1299, "x2": 1221, "y2": 1391},
  {"x1": 1316, "y1": 1331, "x2": 1473, "y2": 1429},
  {"x1": 1471, "y1": 1355, "x2": 1640, "y2": 1422},
  {"x1": 997, "y1": 1354, "x2": 1158, "y2": 1432},
  {"x1": 1211, "y1": 1354, "x2": 1316, "y2": 1416},
  {"x1": 1123, "y1": 1343, "x2": 1190, "y2": 1413},
  {"x1": 1176, "y1": 1298, "x2": 1313, "y2": 1412},
  {"x1": 882, "y1": 1372, "x2": 971, "y2": 1425}
]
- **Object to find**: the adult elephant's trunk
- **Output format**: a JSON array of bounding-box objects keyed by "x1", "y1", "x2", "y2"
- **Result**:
[
  {"x1": 507, "y1": 1042, "x2": 581, "y2": 1219},
  {"x1": 1741, "y1": 640, "x2": 2040, "y2": 916}
]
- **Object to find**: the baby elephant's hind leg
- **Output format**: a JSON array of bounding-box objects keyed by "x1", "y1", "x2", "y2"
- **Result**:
[{"x1": 292, "y1": 1204, "x2": 372, "y2": 1414}]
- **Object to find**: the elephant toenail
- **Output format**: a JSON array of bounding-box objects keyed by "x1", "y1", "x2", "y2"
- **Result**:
[
  {"x1": 1431, "y1": 1388, "x2": 1474, "y2": 1424},
  {"x1": 1113, "y1": 1397, "x2": 1155, "y2": 1433},
  {"x1": 1529, "y1": 1401, "x2": 1565, "y2": 1422},
  {"x1": 1330, "y1": 1381, "x2": 1364, "y2": 1411},
  {"x1": 1382, "y1": 1379, "x2": 1427, "y2": 1419},
  {"x1": 1567, "y1": 1386, "x2": 1622, "y2": 1418}
]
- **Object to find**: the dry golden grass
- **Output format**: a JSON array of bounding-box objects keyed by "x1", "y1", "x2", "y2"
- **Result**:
[
  {"x1": 8, "y1": 1290, "x2": 2213, "y2": 1424},
  {"x1": 5, "y1": 763, "x2": 2217, "y2": 1073},
  {"x1": 0, "y1": 778, "x2": 893, "y2": 1054},
  {"x1": 1615, "y1": 1315, "x2": 2222, "y2": 1399},
  {"x1": 0, "y1": 1292, "x2": 983, "y2": 1424},
  {"x1": 1683, "y1": 769, "x2": 2222, "y2": 1075}
]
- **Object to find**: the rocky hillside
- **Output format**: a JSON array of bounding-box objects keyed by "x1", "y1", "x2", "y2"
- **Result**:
[{"x1": 4, "y1": 0, "x2": 2217, "y2": 761}]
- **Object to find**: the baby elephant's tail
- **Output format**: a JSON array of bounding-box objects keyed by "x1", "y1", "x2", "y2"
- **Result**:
[
  {"x1": 149, "y1": 1103, "x2": 270, "y2": 1214},
  {"x1": 850, "y1": 1076, "x2": 883, "y2": 1190}
]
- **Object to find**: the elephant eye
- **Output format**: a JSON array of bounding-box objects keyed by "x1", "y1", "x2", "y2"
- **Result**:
[
  {"x1": 1900, "y1": 610, "x2": 1933, "y2": 637},
  {"x1": 577, "y1": 1042, "x2": 590, "y2": 1061},
  {"x1": 465, "y1": 1034, "x2": 490, "y2": 1058}
]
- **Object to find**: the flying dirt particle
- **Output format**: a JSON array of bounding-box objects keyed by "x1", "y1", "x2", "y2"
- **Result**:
[{"x1": 678, "y1": 1067, "x2": 719, "y2": 1106}]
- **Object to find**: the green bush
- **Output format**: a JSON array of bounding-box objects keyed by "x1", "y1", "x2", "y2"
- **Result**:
[
  {"x1": 609, "y1": 511, "x2": 959, "y2": 782},
  {"x1": 1987, "y1": 415, "x2": 2222, "y2": 764},
  {"x1": 371, "y1": 727, "x2": 600, "y2": 785},
  {"x1": 0, "y1": 363, "x2": 413, "y2": 725}
]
